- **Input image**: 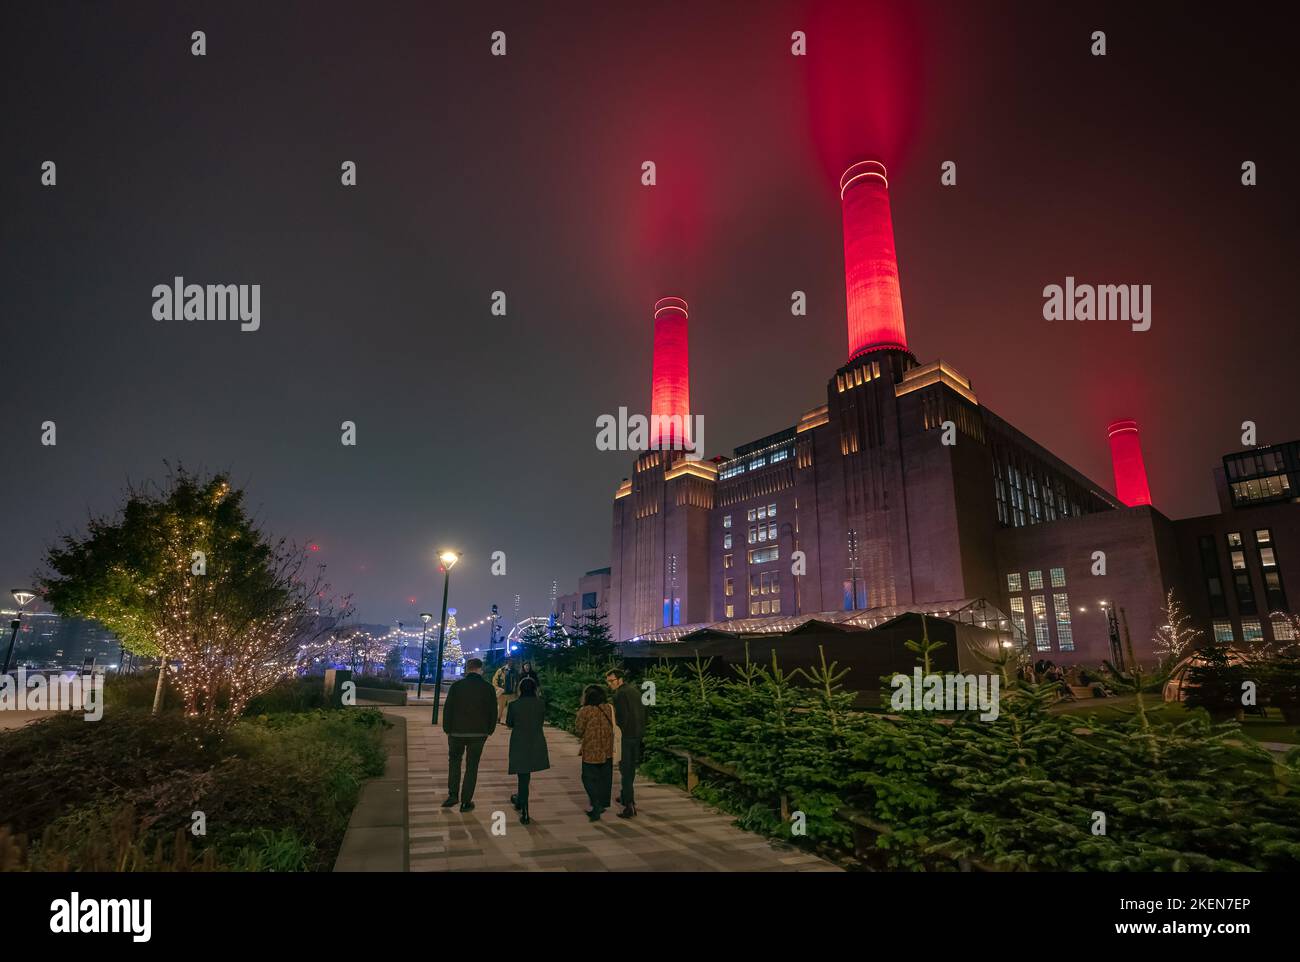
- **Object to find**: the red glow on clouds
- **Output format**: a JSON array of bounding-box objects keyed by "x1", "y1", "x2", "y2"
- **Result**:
[
  {"x1": 309, "y1": 543, "x2": 319, "y2": 552},
  {"x1": 802, "y1": 0, "x2": 928, "y2": 181},
  {"x1": 1107, "y1": 419, "x2": 1154, "y2": 507},
  {"x1": 841, "y1": 161, "x2": 908, "y2": 358},
  {"x1": 650, "y1": 297, "x2": 690, "y2": 445}
]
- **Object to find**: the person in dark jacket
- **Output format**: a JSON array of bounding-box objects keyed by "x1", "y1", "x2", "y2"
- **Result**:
[
  {"x1": 606, "y1": 668, "x2": 647, "y2": 818},
  {"x1": 520, "y1": 660, "x2": 540, "y2": 694},
  {"x1": 506, "y1": 677, "x2": 549, "y2": 824},
  {"x1": 440, "y1": 658, "x2": 497, "y2": 812}
]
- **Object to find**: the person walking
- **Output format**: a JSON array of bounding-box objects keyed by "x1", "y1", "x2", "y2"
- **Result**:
[
  {"x1": 520, "y1": 660, "x2": 540, "y2": 695},
  {"x1": 440, "y1": 657, "x2": 497, "y2": 812},
  {"x1": 573, "y1": 684, "x2": 615, "y2": 821},
  {"x1": 506, "y1": 677, "x2": 549, "y2": 824},
  {"x1": 606, "y1": 668, "x2": 646, "y2": 818},
  {"x1": 492, "y1": 657, "x2": 519, "y2": 723}
]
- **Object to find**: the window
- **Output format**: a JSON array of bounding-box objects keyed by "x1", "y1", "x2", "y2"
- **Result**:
[
  {"x1": 582, "y1": 592, "x2": 597, "y2": 610},
  {"x1": 1213, "y1": 620, "x2": 1234, "y2": 644},
  {"x1": 723, "y1": 515, "x2": 732, "y2": 529},
  {"x1": 772, "y1": 598, "x2": 781, "y2": 614},
  {"x1": 725, "y1": 604, "x2": 734, "y2": 619},
  {"x1": 1031, "y1": 595, "x2": 1050, "y2": 651},
  {"x1": 767, "y1": 521, "x2": 777, "y2": 541},
  {"x1": 1228, "y1": 532, "x2": 1243, "y2": 547},
  {"x1": 748, "y1": 527, "x2": 757, "y2": 544},
  {"x1": 757, "y1": 505, "x2": 767, "y2": 520},
  {"x1": 747, "y1": 508, "x2": 757, "y2": 522},
  {"x1": 1260, "y1": 547, "x2": 1277, "y2": 567},
  {"x1": 723, "y1": 554, "x2": 734, "y2": 569},
  {"x1": 1272, "y1": 615, "x2": 1296, "y2": 641},
  {"x1": 1256, "y1": 529, "x2": 1272, "y2": 544},
  {"x1": 769, "y1": 503, "x2": 777, "y2": 518},
  {"x1": 724, "y1": 578, "x2": 734, "y2": 597},
  {"x1": 1010, "y1": 597, "x2": 1027, "y2": 639},
  {"x1": 1050, "y1": 567, "x2": 1066, "y2": 588},
  {"x1": 1230, "y1": 550, "x2": 1246, "y2": 570},
  {"x1": 1235, "y1": 571, "x2": 1257, "y2": 615},
  {"x1": 1199, "y1": 535, "x2": 1228, "y2": 618},
  {"x1": 1007, "y1": 573, "x2": 1022, "y2": 592},
  {"x1": 1028, "y1": 570, "x2": 1044, "y2": 590},
  {"x1": 723, "y1": 533, "x2": 732, "y2": 549},
  {"x1": 1054, "y1": 593, "x2": 1074, "y2": 651},
  {"x1": 749, "y1": 547, "x2": 779, "y2": 565},
  {"x1": 1242, "y1": 619, "x2": 1264, "y2": 645}
]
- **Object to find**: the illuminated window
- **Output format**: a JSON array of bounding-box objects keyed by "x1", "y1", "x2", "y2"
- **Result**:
[
  {"x1": 1050, "y1": 567, "x2": 1066, "y2": 588},
  {"x1": 1228, "y1": 532, "x2": 1243, "y2": 547},
  {"x1": 749, "y1": 575, "x2": 760, "y2": 597},
  {"x1": 723, "y1": 515, "x2": 732, "y2": 529},
  {"x1": 723, "y1": 533, "x2": 732, "y2": 549},
  {"x1": 1031, "y1": 595, "x2": 1050, "y2": 651},
  {"x1": 723, "y1": 554, "x2": 733, "y2": 569},
  {"x1": 1010, "y1": 597, "x2": 1026, "y2": 638},
  {"x1": 1230, "y1": 550, "x2": 1246, "y2": 570},
  {"x1": 1007, "y1": 573, "x2": 1022, "y2": 592},
  {"x1": 1028, "y1": 570, "x2": 1043, "y2": 590},
  {"x1": 1261, "y1": 547, "x2": 1277, "y2": 567},
  {"x1": 772, "y1": 598, "x2": 781, "y2": 614},
  {"x1": 1272, "y1": 616, "x2": 1296, "y2": 641},
  {"x1": 747, "y1": 508, "x2": 757, "y2": 522},
  {"x1": 748, "y1": 527, "x2": 757, "y2": 544},
  {"x1": 1213, "y1": 620, "x2": 1234, "y2": 644},
  {"x1": 749, "y1": 547, "x2": 779, "y2": 565},
  {"x1": 758, "y1": 505, "x2": 767, "y2": 520},
  {"x1": 769, "y1": 503, "x2": 777, "y2": 517},
  {"x1": 767, "y1": 521, "x2": 777, "y2": 541},
  {"x1": 1242, "y1": 619, "x2": 1264, "y2": 644},
  {"x1": 1054, "y1": 593, "x2": 1073, "y2": 651},
  {"x1": 725, "y1": 604, "x2": 734, "y2": 619},
  {"x1": 1255, "y1": 529, "x2": 1272, "y2": 544},
  {"x1": 724, "y1": 578, "x2": 734, "y2": 597}
]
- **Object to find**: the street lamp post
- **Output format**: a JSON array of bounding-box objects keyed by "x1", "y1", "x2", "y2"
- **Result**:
[
  {"x1": 430, "y1": 551, "x2": 460, "y2": 725},
  {"x1": 2, "y1": 589, "x2": 37, "y2": 675},
  {"x1": 416, "y1": 612, "x2": 433, "y2": 698}
]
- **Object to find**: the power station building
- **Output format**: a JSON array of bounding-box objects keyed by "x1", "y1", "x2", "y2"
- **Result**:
[{"x1": 607, "y1": 160, "x2": 1299, "y2": 668}]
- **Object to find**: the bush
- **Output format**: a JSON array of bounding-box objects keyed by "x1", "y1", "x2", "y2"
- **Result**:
[
  {"x1": 0, "y1": 707, "x2": 388, "y2": 871},
  {"x1": 536, "y1": 652, "x2": 1300, "y2": 871}
]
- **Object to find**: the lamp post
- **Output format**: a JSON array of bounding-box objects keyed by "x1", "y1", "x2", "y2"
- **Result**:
[
  {"x1": 430, "y1": 551, "x2": 460, "y2": 724},
  {"x1": 2, "y1": 589, "x2": 37, "y2": 675},
  {"x1": 417, "y1": 612, "x2": 433, "y2": 698}
]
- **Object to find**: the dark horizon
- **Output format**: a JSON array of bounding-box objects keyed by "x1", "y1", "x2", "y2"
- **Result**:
[{"x1": 3, "y1": 0, "x2": 1296, "y2": 630}]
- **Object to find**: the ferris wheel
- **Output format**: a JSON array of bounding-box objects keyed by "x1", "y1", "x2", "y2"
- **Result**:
[{"x1": 505, "y1": 616, "x2": 570, "y2": 649}]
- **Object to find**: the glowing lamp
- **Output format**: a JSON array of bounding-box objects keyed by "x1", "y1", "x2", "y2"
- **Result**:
[
  {"x1": 1106, "y1": 419, "x2": 1153, "y2": 507},
  {"x1": 438, "y1": 551, "x2": 460, "y2": 569},
  {"x1": 11, "y1": 589, "x2": 35, "y2": 607},
  {"x1": 839, "y1": 160, "x2": 908, "y2": 360}
]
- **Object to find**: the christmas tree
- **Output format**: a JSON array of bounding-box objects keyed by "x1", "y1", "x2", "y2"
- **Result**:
[{"x1": 440, "y1": 608, "x2": 464, "y2": 674}]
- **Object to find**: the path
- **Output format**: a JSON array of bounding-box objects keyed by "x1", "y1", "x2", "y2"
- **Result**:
[{"x1": 389, "y1": 704, "x2": 838, "y2": 872}]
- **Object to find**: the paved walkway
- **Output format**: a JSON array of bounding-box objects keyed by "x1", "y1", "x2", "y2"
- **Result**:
[{"x1": 390, "y1": 704, "x2": 838, "y2": 872}]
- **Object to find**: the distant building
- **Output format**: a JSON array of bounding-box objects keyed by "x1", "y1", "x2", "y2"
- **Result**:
[
  {"x1": 607, "y1": 160, "x2": 1300, "y2": 669},
  {"x1": 555, "y1": 568, "x2": 612, "y2": 628},
  {"x1": 0, "y1": 609, "x2": 120, "y2": 668}
]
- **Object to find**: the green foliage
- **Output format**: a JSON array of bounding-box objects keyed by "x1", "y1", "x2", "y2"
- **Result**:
[
  {"x1": 535, "y1": 651, "x2": 1300, "y2": 871},
  {"x1": 1184, "y1": 641, "x2": 1249, "y2": 720},
  {"x1": 0, "y1": 707, "x2": 388, "y2": 871}
]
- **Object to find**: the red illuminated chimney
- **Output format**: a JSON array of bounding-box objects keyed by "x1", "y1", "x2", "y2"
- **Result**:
[
  {"x1": 1107, "y1": 419, "x2": 1153, "y2": 507},
  {"x1": 650, "y1": 297, "x2": 690, "y2": 447},
  {"x1": 840, "y1": 160, "x2": 909, "y2": 360}
]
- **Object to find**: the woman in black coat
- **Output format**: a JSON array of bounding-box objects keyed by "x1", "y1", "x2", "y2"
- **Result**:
[{"x1": 506, "y1": 677, "x2": 550, "y2": 824}]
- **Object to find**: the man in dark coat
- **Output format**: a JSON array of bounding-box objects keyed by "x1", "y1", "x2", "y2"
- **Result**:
[
  {"x1": 441, "y1": 658, "x2": 497, "y2": 812},
  {"x1": 606, "y1": 668, "x2": 646, "y2": 818}
]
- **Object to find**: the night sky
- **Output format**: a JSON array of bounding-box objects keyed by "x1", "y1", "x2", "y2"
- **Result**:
[{"x1": 2, "y1": 1, "x2": 1296, "y2": 636}]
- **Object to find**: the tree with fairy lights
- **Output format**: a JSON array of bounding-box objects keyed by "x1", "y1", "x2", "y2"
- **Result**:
[
  {"x1": 41, "y1": 465, "x2": 347, "y2": 728},
  {"x1": 440, "y1": 608, "x2": 463, "y2": 675}
]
